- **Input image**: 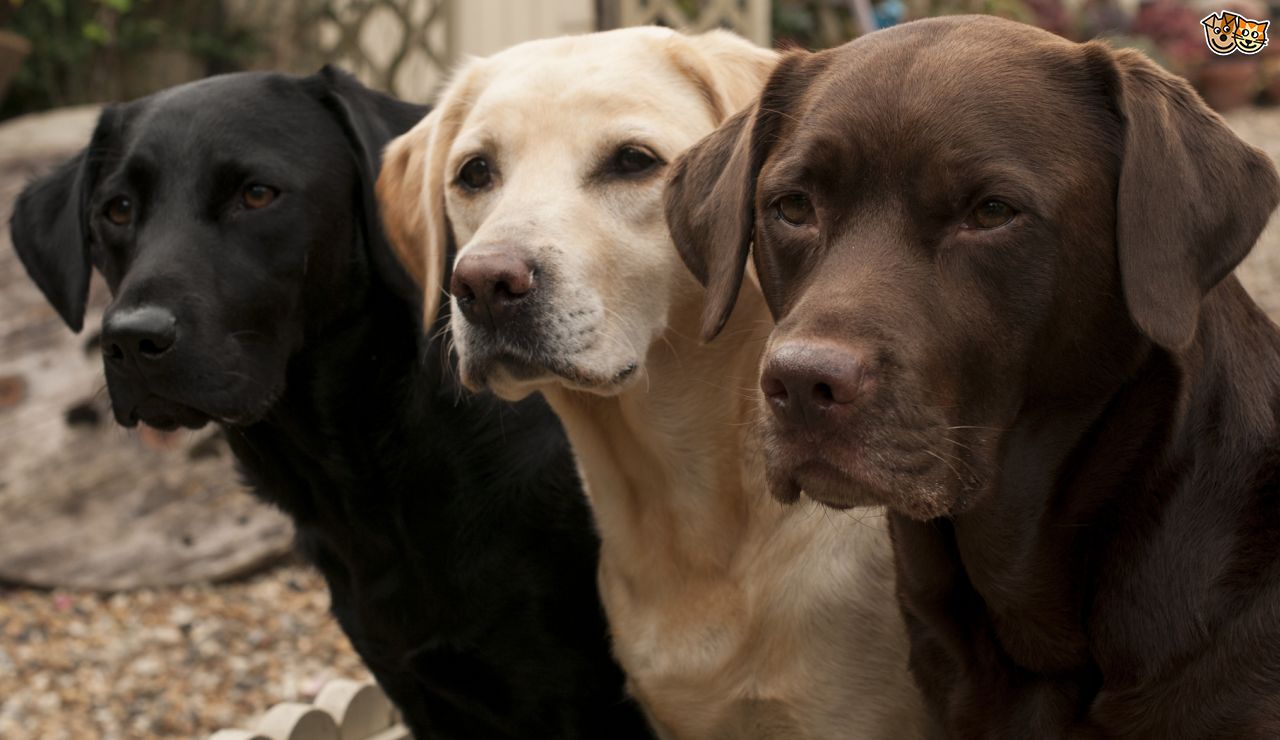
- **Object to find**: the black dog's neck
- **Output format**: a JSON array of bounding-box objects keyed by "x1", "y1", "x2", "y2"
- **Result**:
[{"x1": 225, "y1": 263, "x2": 446, "y2": 522}]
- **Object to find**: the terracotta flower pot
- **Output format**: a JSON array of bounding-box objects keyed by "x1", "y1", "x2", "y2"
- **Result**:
[
  {"x1": 0, "y1": 29, "x2": 31, "y2": 105},
  {"x1": 1198, "y1": 59, "x2": 1261, "y2": 111}
]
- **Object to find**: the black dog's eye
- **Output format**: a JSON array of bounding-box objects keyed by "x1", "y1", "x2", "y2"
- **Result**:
[
  {"x1": 243, "y1": 184, "x2": 278, "y2": 210},
  {"x1": 458, "y1": 157, "x2": 493, "y2": 191},
  {"x1": 775, "y1": 194, "x2": 815, "y2": 227},
  {"x1": 611, "y1": 145, "x2": 661, "y2": 177},
  {"x1": 104, "y1": 196, "x2": 133, "y2": 226},
  {"x1": 964, "y1": 199, "x2": 1017, "y2": 230}
]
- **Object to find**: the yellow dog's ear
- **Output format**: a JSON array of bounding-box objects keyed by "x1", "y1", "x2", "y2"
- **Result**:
[
  {"x1": 376, "y1": 60, "x2": 483, "y2": 329},
  {"x1": 666, "y1": 29, "x2": 778, "y2": 125}
]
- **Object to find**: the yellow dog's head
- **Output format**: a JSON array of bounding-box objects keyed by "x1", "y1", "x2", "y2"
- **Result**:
[{"x1": 377, "y1": 28, "x2": 776, "y2": 400}]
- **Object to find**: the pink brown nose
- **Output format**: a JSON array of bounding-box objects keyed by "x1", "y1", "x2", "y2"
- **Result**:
[
  {"x1": 760, "y1": 341, "x2": 871, "y2": 429},
  {"x1": 451, "y1": 247, "x2": 537, "y2": 329}
]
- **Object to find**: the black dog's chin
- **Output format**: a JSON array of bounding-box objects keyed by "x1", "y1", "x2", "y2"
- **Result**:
[
  {"x1": 119, "y1": 396, "x2": 212, "y2": 431},
  {"x1": 116, "y1": 388, "x2": 282, "y2": 431},
  {"x1": 107, "y1": 367, "x2": 284, "y2": 430}
]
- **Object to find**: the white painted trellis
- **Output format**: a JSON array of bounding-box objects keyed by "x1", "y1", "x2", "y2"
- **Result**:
[
  {"x1": 600, "y1": 0, "x2": 771, "y2": 46},
  {"x1": 209, "y1": 679, "x2": 410, "y2": 740}
]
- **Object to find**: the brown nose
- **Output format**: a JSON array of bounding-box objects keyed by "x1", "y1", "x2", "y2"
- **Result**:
[
  {"x1": 760, "y1": 341, "x2": 871, "y2": 429},
  {"x1": 451, "y1": 248, "x2": 537, "y2": 329}
]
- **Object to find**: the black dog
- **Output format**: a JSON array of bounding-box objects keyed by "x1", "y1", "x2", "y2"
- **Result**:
[{"x1": 11, "y1": 68, "x2": 649, "y2": 740}]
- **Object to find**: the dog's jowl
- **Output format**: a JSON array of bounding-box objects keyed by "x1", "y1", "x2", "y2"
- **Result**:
[
  {"x1": 10, "y1": 68, "x2": 649, "y2": 740},
  {"x1": 668, "y1": 15, "x2": 1280, "y2": 737}
]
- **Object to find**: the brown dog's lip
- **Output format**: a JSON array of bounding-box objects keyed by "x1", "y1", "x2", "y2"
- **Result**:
[
  {"x1": 763, "y1": 424, "x2": 875, "y2": 507},
  {"x1": 788, "y1": 460, "x2": 883, "y2": 510}
]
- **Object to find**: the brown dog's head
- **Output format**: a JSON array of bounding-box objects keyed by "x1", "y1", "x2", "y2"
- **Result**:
[{"x1": 666, "y1": 16, "x2": 1280, "y2": 518}]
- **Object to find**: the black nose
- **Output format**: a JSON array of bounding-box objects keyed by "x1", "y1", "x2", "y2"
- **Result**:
[
  {"x1": 102, "y1": 305, "x2": 178, "y2": 365},
  {"x1": 450, "y1": 247, "x2": 537, "y2": 329},
  {"x1": 760, "y1": 341, "x2": 871, "y2": 430}
]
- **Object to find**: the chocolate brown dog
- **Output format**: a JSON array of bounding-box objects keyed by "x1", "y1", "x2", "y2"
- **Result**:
[{"x1": 667, "y1": 15, "x2": 1280, "y2": 738}]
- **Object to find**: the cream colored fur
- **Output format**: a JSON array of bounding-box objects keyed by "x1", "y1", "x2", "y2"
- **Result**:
[{"x1": 378, "y1": 27, "x2": 928, "y2": 739}]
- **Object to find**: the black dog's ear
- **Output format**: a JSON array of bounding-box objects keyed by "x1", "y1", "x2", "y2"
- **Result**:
[
  {"x1": 1093, "y1": 44, "x2": 1280, "y2": 350},
  {"x1": 9, "y1": 112, "x2": 112, "y2": 332},
  {"x1": 665, "y1": 51, "x2": 813, "y2": 341},
  {"x1": 305, "y1": 65, "x2": 432, "y2": 304}
]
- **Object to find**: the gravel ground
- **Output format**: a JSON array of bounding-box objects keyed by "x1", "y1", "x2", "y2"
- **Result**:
[
  {"x1": 3, "y1": 106, "x2": 1280, "y2": 740},
  {"x1": 0, "y1": 563, "x2": 369, "y2": 739}
]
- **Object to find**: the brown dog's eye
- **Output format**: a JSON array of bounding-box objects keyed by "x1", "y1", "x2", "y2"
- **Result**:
[
  {"x1": 612, "y1": 145, "x2": 661, "y2": 177},
  {"x1": 105, "y1": 196, "x2": 133, "y2": 226},
  {"x1": 458, "y1": 157, "x2": 493, "y2": 191},
  {"x1": 965, "y1": 199, "x2": 1016, "y2": 229},
  {"x1": 243, "y1": 184, "x2": 278, "y2": 210},
  {"x1": 775, "y1": 194, "x2": 815, "y2": 226}
]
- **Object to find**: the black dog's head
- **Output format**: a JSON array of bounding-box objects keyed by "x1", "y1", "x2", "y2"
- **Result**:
[{"x1": 11, "y1": 68, "x2": 427, "y2": 429}]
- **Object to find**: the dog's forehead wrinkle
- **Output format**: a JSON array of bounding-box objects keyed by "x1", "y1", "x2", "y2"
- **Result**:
[
  {"x1": 458, "y1": 49, "x2": 712, "y2": 150},
  {"x1": 783, "y1": 69, "x2": 1103, "y2": 216}
]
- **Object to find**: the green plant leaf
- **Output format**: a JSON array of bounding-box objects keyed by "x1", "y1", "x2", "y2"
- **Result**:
[{"x1": 81, "y1": 19, "x2": 108, "y2": 44}]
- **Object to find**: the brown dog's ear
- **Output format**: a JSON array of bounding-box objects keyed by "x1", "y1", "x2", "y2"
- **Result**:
[
  {"x1": 665, "y1": 106, "x2": 758, "y2": 341},
  {"x1": 1097, "y1": 44, "x2": 1280, "y2": 350},
  {"x1": 376, "y1": 60, "x2": 482, "y2": 328},
  {"x1": 665, "y1": 51, "x2": 812, "y2": 341}
]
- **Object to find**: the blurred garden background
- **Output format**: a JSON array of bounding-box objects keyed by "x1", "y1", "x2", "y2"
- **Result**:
[
  {"x1": 5, "y1": 0, "x2": 1280, "y2": 119},
  {"x1": 4, "y1": 1, "x2": 1280, "y2": 738}
]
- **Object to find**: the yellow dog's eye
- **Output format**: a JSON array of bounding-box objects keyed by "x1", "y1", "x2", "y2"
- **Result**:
[
  {"x1": 775, "y1": 193, "x2": 815, "y2": 227},
  {"x1": 243, "y1": 184, "x2": 278, "y2": 210},
  {"x1": 458, "y1": 157, "x2": 493, "y2": 191},
  {"x1": 965, "y1": 199, "x2": 1017, "y2": 229},
  {"x1": 612, "y1": 145, "x2": 661, "y2": 177}
]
